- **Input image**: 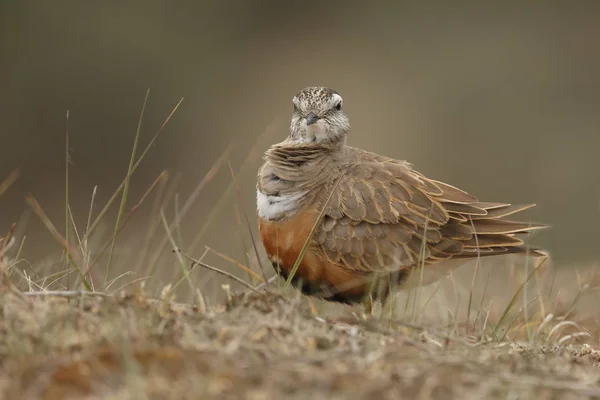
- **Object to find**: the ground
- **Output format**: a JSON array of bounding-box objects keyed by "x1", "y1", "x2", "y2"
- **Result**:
[{"x1": 1, "y1": 287, "x2": 599, "y2": 400}]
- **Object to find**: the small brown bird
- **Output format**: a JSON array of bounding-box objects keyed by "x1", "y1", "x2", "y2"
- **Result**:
[{"x1": 257, "y1": 86, "x2": 547, "y2": 305}]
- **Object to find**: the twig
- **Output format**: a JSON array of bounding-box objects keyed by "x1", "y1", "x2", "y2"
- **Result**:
[
  {"x1": 146, "y1": 146, "x2": 232, "y2": 281},
  {"x1": 175, "y1": 248, "x2": 258, "y2": 292},
  {"x1": 254, "y1": 275, "x2": 279, "y2": 290},
  {"x1": 161, "y1": 210, "x2": 196, "y2": 296},
  {"x1": 169, "y1": 246, "x2": 210, "y2": 291},
  {"x1": 206, "y1": 246, "x2": 264, "y2": 282},
  {"x1": 22, "y1": 290, "x2": 111, "y2": 298}
]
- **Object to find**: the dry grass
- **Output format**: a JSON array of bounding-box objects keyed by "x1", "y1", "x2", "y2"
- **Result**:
[
  {"x1": 2, "y1": 98, "x2": 600, "y2": 399},
  {"x1": 0, "y1": 288, "x2": 599, "y2": 400}
]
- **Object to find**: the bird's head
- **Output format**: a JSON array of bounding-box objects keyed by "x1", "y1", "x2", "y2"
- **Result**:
[{"x1": 289, "y1": 87, "x2": 350, "y2": 145}]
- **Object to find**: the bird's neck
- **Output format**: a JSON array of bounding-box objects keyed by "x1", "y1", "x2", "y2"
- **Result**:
[
  {"x1": 262, "y1": 140, "x2": 344, "y2": 193},
  {"x1": 287, "y1": 128, "x2": 348, "y2": 147},
  {"x1": 268, "y1": 139, "x2": 339, "y2": 169}
]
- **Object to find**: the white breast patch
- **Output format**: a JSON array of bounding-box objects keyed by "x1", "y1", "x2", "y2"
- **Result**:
[{"x1": 256, "y1": 189, "x2": 307, "y2": 221}]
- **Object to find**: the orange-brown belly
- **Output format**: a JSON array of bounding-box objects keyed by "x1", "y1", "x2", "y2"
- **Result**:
[{"x1": 258, "y1": 209, "x2": 372, "y2": 303}]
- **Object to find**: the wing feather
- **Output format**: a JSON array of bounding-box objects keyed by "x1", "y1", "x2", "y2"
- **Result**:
[{"x1": 315, "y1": 152, "x2": 547, "y2": 273}]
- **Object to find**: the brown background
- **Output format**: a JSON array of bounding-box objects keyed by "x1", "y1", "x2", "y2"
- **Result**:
[{"x1": 1, "y1": 2, "x2": 599, "y2": 291}]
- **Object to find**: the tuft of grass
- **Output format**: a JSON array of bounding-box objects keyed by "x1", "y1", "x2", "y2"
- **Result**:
[
  {"x1": 496, "y1": 255, "x2": 549, "y2": 341},
  {"x1": 146, "y1": 144, "x2": 232, "y2": 284},
  {"x1": 160, "y1": 209, "x2": 197, "y2": 299},
  {"x1": 228, "y1": 160, "x2": 269, "y2": 285},
  {"x1": 81, "y1": 96, "x2": 184, "y2": 246},
  {"x1": 83, "y1": 170, "x2": 168, "y2": 280},
  {"x1": 25, "y1": 195, "x2": 92, "y2": 291}
]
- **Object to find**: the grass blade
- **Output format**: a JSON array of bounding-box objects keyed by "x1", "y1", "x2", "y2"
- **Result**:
[
  {"x1": 284, "y1": 176, "x2": 342, "y2": 289},
  {"x1": 105, "y1": 89, "x2": 150, "y2": 286},
  {"x1": 145, "y1": 144, "x2": 232, "y2": 279},
  {"x1": 497, "y1": 255, "x2": 549, "y2": 341},
  {"x1": 26, "y1": 195, "x2": 92, "y2": 291},
  {"x1": 466, "y1": 215, "x2": 482, "y2": 332},
  {"x1": 228, "y1": 160, "x2": 269, "y2": 285},
  {"x1": 160, "y1": 210, "x2": 197, "y2": 299},
  {"x1": 82, "y1": 170, "x2": 168, "y2": 280},
  {"x1": 185, "y1": 118, "x2": 281, "y2": 257},
  {"x1": 206, "y1": 246, "x2": 264, "y2": 283},
  {"x1": 176, "y1": 248, "x2": 257, "y2": 292},
  {"x1": 65, "y1": 110, "x2": 71, "y2": 289},
  {"x1": 0, "y1": 169, "x2": 19, "y2": 198},
  {"x1": 83, "y1": 96, "x2": 184, "y2": 243}
]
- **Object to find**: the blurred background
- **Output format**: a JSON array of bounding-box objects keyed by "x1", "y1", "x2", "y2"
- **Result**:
[{"x1": 1, "y1": 2, "x2": 600, "y2": 301}]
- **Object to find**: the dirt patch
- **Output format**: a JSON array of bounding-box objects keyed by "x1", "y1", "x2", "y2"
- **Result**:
[{"x1": 0, "y1": 290, "x2": 599, "y2": 399}]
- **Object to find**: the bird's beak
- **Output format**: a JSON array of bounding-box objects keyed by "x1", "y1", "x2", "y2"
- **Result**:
[{"x1": 305, "y1": 112, "x2": 320, "y2": 126}]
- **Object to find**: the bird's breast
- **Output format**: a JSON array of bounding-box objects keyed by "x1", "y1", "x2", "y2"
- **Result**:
[
  {"x1": 256, "y1": 189, "x2": 308, "y2": 221},
  {"x1": 257, "y1": 204, "x2": 321, "y2": 280}
]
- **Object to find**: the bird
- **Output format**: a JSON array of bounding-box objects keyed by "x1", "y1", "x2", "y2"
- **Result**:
[{"x1": 256, "y1": 86, "x2": 547, "y2": 306}]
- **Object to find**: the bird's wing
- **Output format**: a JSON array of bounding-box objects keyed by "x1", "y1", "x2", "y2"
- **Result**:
[{"x1": 314, "y1": 158, "x2": 546, "y2": 273}]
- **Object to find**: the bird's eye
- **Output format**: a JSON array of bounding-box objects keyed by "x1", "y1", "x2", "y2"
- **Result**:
[
  {"x1": 335, "y1": 101, "x2": 342, "y2": 111},
  {"x1": 293, "y1": 103, "x2": 298, "y2": 112}
]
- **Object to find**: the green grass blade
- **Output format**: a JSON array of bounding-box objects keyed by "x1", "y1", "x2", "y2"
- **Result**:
[
  {"x1": 83, "y1": 96, "x2": 184, "y2": 243},
  {"x1": 105, "y1": 89, "x2": 150, "y2": 286},
  {"x1": 284, "y1": 176, "x2": 342, "y2": 290},
  {"x1": 497, "y1": 255, "x2": 549, "y2": 341},
  {"x1": 65, "y1": 110, "x2": 71, "y2": 289}
]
